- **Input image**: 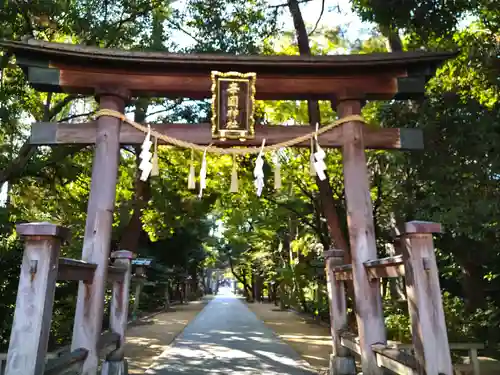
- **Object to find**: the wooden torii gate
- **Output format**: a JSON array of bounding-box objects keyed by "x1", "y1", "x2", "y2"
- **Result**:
[{"x1": 0, "y1": 39, "x2": 455, "y2": 375}]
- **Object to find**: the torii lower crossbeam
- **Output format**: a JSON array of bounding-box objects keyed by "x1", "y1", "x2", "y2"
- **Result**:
[{"x1": 30, "y1": 122, "x2": 423, "y2": 150}]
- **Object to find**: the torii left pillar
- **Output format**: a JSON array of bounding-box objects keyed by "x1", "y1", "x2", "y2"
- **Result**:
[{"x1": 72, "y1": 87, "x2": 128, "y2": 375}]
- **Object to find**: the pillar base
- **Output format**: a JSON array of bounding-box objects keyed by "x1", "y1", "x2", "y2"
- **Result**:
[
  {"x1": 329, "y1": 354, "x2": 356, "y2": 375},
  {"x1": 101, "y1": 359, "x2": 128, "y2": 375}
]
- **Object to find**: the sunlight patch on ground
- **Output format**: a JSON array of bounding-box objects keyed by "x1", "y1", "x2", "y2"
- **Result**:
[
  {"x1": 247, "y1": 336, "x2": 274, "y2": 343},
  {"x1": 304, "y1": 354, "x2": 328, "y2": 361},
  {"x1": 279, "y1": 334, "x2": 331, "y2": 346},
  {"x1": 221, "y1": 335, "x2": 247, "y2": 342},
  {"x1": 245, "y1": 302, "x2": 333, "y2": 372},
  {"x1": 254, "y1": 350, "x2": 305, "y2": 367},
  {"x1": 149, "y1": 318, "x2": 189, "y2": 325}
]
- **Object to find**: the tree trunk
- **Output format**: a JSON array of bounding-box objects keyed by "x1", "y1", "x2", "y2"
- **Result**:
[
  {"x1": 164, "y1": 282, "x2": 171, "y2": 309},
  {"x1": 287, "y1": 0, "x2": 356, "y2": 314},
  {"x1": 279, "y1": 281, "x2": 287, "y2": 310},
  {"x1": 286, "y1": 0, "x2": 350, "y2": 260},
  {"x1": 388, "y1": 239, "x2": 406, "y2": 301},
  {"x1": 229, "y1": 256, "x2": 253, "y2": 300},
  {"x1": 379, "y1": 25, "x2": 404, "y2": 52},
  {"x1": 118, "y1": 99, "x2": 152, "y2": 252}
]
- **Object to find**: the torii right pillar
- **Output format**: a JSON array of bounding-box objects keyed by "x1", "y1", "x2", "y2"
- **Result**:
[{"x1": 337, "y1": 99, "x2": 386, "y2": 375}]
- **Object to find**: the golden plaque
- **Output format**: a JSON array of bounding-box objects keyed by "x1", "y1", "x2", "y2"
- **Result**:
[{"x1": 210, "y1": 71, "x2": 256, "y2": 141}]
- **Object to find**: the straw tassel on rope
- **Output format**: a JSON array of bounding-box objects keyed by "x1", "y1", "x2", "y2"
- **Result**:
[
  {"x1": 188, "y1": 149, "x2": 196, "y2": 190},
  {"x1": 273, "y1": 151, "x2": 281, "y2": 190},
  {"x1": 254, "y1": 139, "x2": 266, "y2": 196},
  {"x1": 151, "y1": 136, "x2": 159, "y2": 177},
  {"x1": 138, "y1": 125, "x2": 153, "y2": 181},
  {"x1": 199, "y1": 147, "x2": 208, "y2": 198},
  {"x1": 230, "y1": 155, "x2": 239, "y2": 193},
  {"x1": 313, "y1": 123, "x2": 327, "y2": 180},
  {"x1": 309, "y1": 138, "x2": 316, "y2": 177}
]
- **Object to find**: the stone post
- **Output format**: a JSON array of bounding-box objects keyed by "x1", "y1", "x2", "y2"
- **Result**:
[
  {"x1": 6, "y1": 223, "x2": 69, "y2": 375},
  {"x1": 403, "y1": 221, "x2": 452, "y2": 374},
  {"x1": 132, "y1": 265, "x2": 146, "y2": 320},
  {"x1": 109, "y1": 250, "x2": 134, "y2": 344},
  {"x1": 324, "y1": 249, "x2": 356, "y2": 375}
]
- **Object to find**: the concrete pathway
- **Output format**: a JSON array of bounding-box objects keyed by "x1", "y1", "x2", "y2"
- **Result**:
[{"x1": 145, "y1": 288, "x2": 318, "y2": 375}]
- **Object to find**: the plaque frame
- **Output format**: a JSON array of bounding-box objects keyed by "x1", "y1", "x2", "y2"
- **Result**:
[{"x1": 210, "y1": 71, "x2": 256, "y2": 141}]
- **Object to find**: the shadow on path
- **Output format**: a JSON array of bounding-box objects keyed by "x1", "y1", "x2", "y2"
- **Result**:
[
  {"x1": 146, "y1": 289, "x2": 317, "y2": 375},
  {"x1": 125, "y1": 299, "x2": 210, "y2": 374}
]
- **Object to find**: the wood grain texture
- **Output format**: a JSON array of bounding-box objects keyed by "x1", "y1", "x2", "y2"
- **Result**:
[
  {"x1": 339, "y1": 332, "x2": 361, "y2": 355},
  {"x1": 101, "y1": 345, "x2": 127, "y2": 375},
  {"x1": 405, "y1": 221, "x2": 443, "y2": 234},
  {"x1": 2, "y1": 40, "x2": 456, "y2": 99},
  {"x1": 364, "y1": 255, "x2": 405, "y2": 279},
  {"x1": 100, "y1": 359, "x2": 127, "y2": 375},
  {"x1": 402, "y1": 222, "x2": 452, "y2": 375},
  {"x1": 332, "y1": 263, "x2": 353, "y2": 281},
  {"x1": 6, "y1": 225, "x2": 66, "y2": 375},
  {"x1": 43, "y1": 348, "x2": 88, "y2": 375},
  {"x1": 324, "y1": 250, "x2": 356, "y2": 375},
  {"x1": 109, "y1": 252, "x2": 132, "y2": 348},
  {"x1": 56, "y1": 69, "x2": 401, "y2": 100},
  {"x1": 97, "y1": 332, "x2": 120, "y2": 352},
  {"x1": 107, "y1": 266, "x2": 127, "y2": 283},
  {"x1": 132, "y1": 282, "x2": 143, "y2": 318},
  {"x1": 16, "y1": 222, "x2": 70, "y2": 240},
  {"x1": 57, "y1": 258, "x2": 96, "y2": 283},
  {"x1": 30, "y1": 121, "x2": 424, "y2": 150},
  {"x1": 372, "y1": 344, "x2": 417, "y2": 374},
  {"x1": 394, "y1": 342, "x2": 483, "y2": 375},
  {"x1": 366, "y1": 264, "x2": 405, "y2": 280},
  {"x1": 334, "y1": 271, "x2": 354, "y2": 281},
  {"x1": 338, "y1": 100, "x2": 386, "y2": 375},
  {"x1": 2, "y1": 39, "x2": 455, "y2": 67},
  {"x1": 71, "y1": 94, "x2": 125, "y2": 375}
]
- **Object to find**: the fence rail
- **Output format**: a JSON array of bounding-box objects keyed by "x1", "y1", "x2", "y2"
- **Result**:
[{"x1": 338, "y1": 331, "x2": 485, "y2": 375}]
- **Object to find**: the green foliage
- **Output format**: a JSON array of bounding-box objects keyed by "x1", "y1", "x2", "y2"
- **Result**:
[
  {"x1": 352, "y1": 0, "x2": 474, "y2": 45},
  {"x1": 0, "y1": 0, "x2": 499, "y2": 357}
]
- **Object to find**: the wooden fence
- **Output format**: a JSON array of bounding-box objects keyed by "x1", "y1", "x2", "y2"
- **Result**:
[
  {"x1": 3, "y1": 223, "x2": 132, "y2": 375},
  {"x1": 324, "y1": 221, "x2": 480, "y2": 375}
]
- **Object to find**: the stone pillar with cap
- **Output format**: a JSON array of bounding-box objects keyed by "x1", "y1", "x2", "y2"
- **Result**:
[
  {"x1": 5, "y1": 222, "x2": 69, "y2": 375},
  {"x1": 110, "y1": 250, "x2": 134, "y2": 345},
  {"x1": 403, "y1": 221, "x2": 452, "y2": 374},
  {"x1": 132, "y1": 264, "x2": 147, "y2": 319},
  {"x1": 324, "y1": 249, "x2": 356, "y2": 375}
]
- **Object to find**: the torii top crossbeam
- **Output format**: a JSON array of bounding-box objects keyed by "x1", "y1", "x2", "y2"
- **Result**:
[
  {"x1": 0, "y1": 39, "x2": 455, "y2": 150},
  {"x1": 1, "y1": 39, "x2": 454, "y2": 100}
]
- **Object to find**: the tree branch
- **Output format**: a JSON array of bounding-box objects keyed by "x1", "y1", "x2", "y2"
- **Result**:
[
  {"x1": 270, "y1": 0, "x2": 312, "y2": 9},
  {"x1": 0, "y1": 140, "x2": 36, "y2": 185},
  {"x1": 263, "y1": 195, "x2": 320, "y2": 235},
  {"x1": 293, "y1": 175, "x2": 315, "y2": 202},
  {"x1": 47, "y1": 94, "x2": 82, "y2": 121},
  {"x1": 308, "y1": 0, "x2": 326, "y2": 36},
  {"x1": 57, "y1": 111, "x2": 96, "y2": 123},
  {"x1": 165, "y1": 19, "x2": 204, "y2": 45}
]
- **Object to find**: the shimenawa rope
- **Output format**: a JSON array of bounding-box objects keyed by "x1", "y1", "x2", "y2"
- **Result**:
[{"x1": 95, "y1": 109, "x2": 366, "y2": 155}]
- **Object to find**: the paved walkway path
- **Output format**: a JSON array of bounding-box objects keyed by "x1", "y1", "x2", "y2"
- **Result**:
[{"x1": 145, "y1": 289, "x2": 318, "y2": 375}]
